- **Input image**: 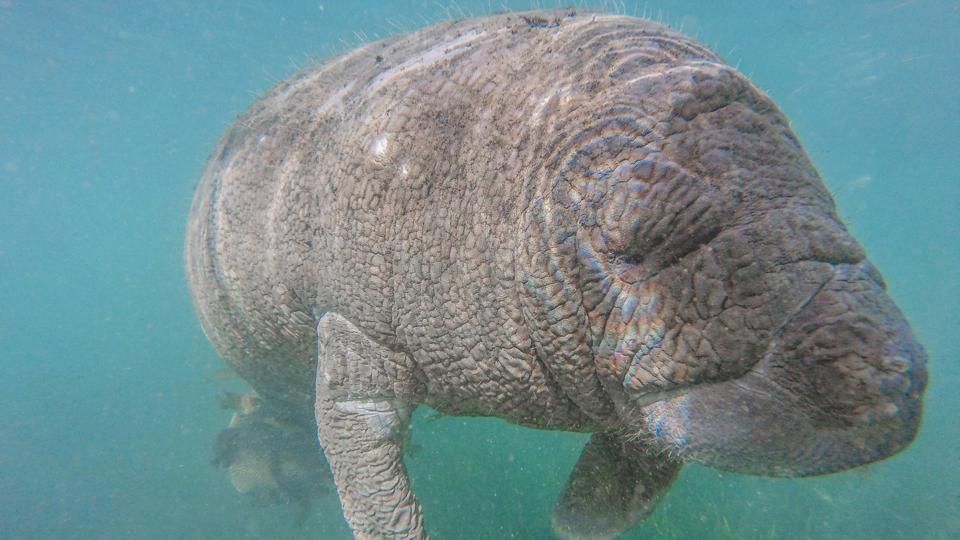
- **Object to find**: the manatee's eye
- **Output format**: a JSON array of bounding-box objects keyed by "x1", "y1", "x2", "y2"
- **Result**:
[
  {"x1": 620, "y1": 163, "x2": 726, "y2": 276},
  {"x1": 560, "y1": 124, "x2": 730, "y2": 279}
]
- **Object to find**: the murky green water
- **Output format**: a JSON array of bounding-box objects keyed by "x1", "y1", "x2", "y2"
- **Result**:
[{"x1": 1, "y1": 1, "x2": 956, "y2": 538}]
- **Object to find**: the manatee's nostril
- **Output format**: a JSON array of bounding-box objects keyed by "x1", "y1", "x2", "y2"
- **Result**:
[
  {"x1": 858, "y1": 260, "x2": 887, "y2": 289},
  {"x1": 881, "y1": 336, "x2": 928, "y2": 400},
  {"x1": 825, "y1": 259, "x2": 885, "y2": 290}
]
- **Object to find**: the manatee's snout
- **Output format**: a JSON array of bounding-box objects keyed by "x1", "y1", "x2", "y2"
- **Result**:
[{"x1": 644, "y1": 261, "x2": 927, "y2": 476}]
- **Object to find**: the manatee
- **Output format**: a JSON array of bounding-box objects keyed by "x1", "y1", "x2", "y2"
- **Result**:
[
  {"x1": 185, "y1": 9, "x2": 928, "y2": 539},
  {"x1": 212, "y1": 389, "x2": 333, "y2": 517}
]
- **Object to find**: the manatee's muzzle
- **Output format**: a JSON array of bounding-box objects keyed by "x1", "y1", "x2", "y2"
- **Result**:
[{"x1": 642, "y1": 261, "x2": 928, "y2": 477}]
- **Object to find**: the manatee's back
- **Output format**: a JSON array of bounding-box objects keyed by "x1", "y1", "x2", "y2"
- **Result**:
[
  {"x1": 183, "y1": 47, "x2": 379, "y2": 409},
  {"x1": 184, "y1": 11, "x2": 527, "y2": 408},
  {"x1": 185, "y1": 16, "x2": 506, "y2": 409}
]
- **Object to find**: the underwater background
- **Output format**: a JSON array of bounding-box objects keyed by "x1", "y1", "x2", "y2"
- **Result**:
[{"x1": 1, "y1": 0, "x2": 956, "y2": 538}]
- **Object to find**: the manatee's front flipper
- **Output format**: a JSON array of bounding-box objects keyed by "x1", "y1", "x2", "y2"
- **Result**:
[
  {"x1": 314, "y1": 312, "x2": 427, "y2": 540},
  {"x1": 552, "y1": 433, "x2": 682, "y2": 540}
]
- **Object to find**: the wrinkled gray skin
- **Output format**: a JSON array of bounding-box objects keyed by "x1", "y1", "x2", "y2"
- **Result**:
[{"x1": 186, "y1": 10, "x2": 928, "y2": 539}]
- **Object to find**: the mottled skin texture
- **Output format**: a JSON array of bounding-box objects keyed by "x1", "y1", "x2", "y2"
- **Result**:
[{"x1": 186, "y1": 10, "x2": 928, "y2": 539}]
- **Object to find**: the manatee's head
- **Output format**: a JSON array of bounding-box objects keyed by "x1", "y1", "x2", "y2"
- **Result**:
[
  {"x1": 639, "y1": 259, "x2": 927, "y2": 476},
  {"x1": 532, "y1": 48, "x2": 927, "y2": 476}
]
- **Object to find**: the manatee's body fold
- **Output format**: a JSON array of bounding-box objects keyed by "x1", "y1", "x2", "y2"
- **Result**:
[{"x1": 187, "y1": 10, "x2": 927, "y2": 539}]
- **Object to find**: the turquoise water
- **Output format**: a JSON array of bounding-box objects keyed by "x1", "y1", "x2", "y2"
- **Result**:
[{"x1": 1, "y1": 1, "x2": 956, "y2": 538}]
